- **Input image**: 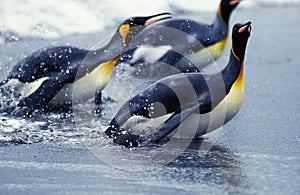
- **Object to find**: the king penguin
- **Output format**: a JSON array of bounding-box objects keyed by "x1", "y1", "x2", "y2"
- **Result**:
[
  {"x1": 118, "y1": 0, "x2": 241, "y2": 73},
  {"x1": 105, "y1": 21, "x2": 252, "y2": 147},
  {"x1": 0, "y1": 13, "x2": 171, "y2": 116}
]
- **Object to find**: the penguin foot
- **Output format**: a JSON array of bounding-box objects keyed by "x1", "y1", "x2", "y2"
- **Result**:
[
  {"x1": 105, "y1": 126, "x2": 140, "y2": 147},
  {"x1": 114, "y1": 133, "x2": 169, "y2": 148},
  {"x1": 11, "y1": 107, "x2": 34, "y2": 117},
  {"x1": 105, "y1": 126, "x2": 118, "y2": 138},
  {"x1": 113, "y1": 131, "x2": 140, "y2": 147},
  {"x1": 94, "y1": 96, "x2": 114, "y2": 118},
  {"x1": 94, "y1": 104, "x2": 104, "y2": 118}
]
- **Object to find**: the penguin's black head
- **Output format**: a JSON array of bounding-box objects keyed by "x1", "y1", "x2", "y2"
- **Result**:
[
  {"x1": 219, "y1": 0, "x2": 241, "y2": 23},
  {"x1": 117, "y1": 12, "x2": 171, "y2": 47},
  {"x1": 231, "y1": 21, "x2": 252, "y2": 62}
]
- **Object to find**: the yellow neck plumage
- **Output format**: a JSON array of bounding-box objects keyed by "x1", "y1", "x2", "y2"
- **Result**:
[
  {"x1": 205, "y1": 34, "x2": 228, "y2": 59},
  {"x1": 231, "y1": 61, "x2": 244, "y2": 90},
  {"x1": 192, "y1": 6, "x2": 228, "y2": 61},
  {"x1": 191, "y1": 31, "x2": 228, "y2": 63},
  {"x1": 223, "y1": 61, "x2": 244, "y2": 121},
  {"x1": 49, "y1": 57, "x2": 119, "y2": 105},
  {"x1": 94, "y1": 57, "x2": 119, "y2": 91}
]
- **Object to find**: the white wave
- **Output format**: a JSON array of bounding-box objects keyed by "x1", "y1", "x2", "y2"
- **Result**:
[{"x1": 0, "y1": 0, "x2": 299, "y2": 38}]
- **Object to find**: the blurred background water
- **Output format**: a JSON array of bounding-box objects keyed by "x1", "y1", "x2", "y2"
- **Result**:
[{"x1": 0, "y1": 0, "x2": 299, "y2": 38}]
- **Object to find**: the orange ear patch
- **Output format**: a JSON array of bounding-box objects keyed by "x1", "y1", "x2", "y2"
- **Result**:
[{"x1": 119, "y1": 24, "x2": 130, "y2": 46}]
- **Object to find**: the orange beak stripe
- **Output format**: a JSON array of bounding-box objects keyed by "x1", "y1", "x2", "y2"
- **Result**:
[
  {"x1": 145, "y1": 18, "x2": 161, "y2": 26},
  {"x1": 230, "y1": 0, "x2": 241, "y2": 6}
]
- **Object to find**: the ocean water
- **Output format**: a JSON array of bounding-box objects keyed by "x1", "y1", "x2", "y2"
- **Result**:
[
  {"x1": 0, "y1": 1, "x2": 299, "y2": 194},
  {"x1": 0, "y1": 0, "x2": 299, "y2": 39}
]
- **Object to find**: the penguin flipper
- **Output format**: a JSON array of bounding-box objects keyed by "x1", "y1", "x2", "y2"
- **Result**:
[
  {"x1": 140, "y1": 104, "x2": 200, "y2": 144},
  {"x1": 108, "y1": 104, "x2": 199, "y2": 147}
]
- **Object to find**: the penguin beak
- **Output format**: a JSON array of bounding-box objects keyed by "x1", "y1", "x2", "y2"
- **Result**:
[
  {"x1": 230, "y1": 0, "x2": 241, "y2": 6},
  {"x1": 144, "y1": 12, "x2": 172, "y2": 26},
  {"x1": 238, "y1": 21, "x2": 252, "y2": 33}
]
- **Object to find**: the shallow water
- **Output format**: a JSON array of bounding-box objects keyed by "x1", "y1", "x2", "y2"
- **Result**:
[{"x1": 0, "y1": 5, "x2": 300, "y2": 195}]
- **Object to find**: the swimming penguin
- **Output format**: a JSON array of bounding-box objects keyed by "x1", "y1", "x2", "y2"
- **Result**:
[
  {"x1": 105, "y1": 21, "x2": 252, "y2": 147},
  {"x1": 119, "y1": 0, "x2": 241, "y2": 73},
  {"x1": 0, "y1": 13, "x2": 171, "y2": 116}
]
